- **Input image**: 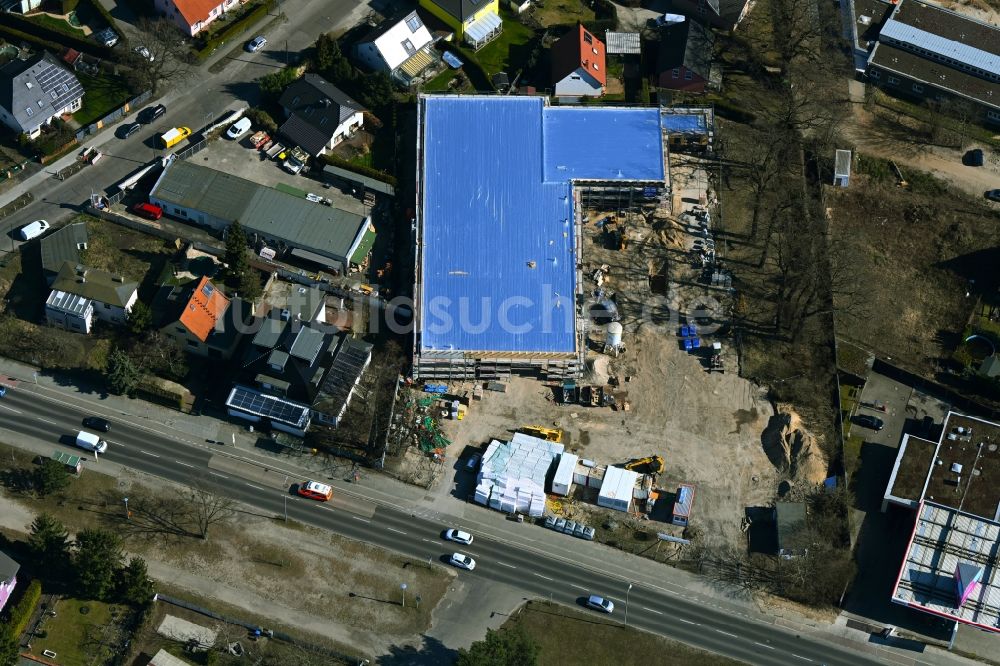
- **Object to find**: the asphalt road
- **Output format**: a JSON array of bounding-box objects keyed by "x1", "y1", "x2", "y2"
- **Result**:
[
  {"x1": 0, "y1": 383, "x2": 891, "y2": 666},
  {"x1": 0, "y1": 0, "x2": 363, "y2": 243}
]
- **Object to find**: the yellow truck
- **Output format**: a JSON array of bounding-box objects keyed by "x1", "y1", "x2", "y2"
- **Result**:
[{"x1": 159, "y1": 127, "x2": 192, "y2": 149}]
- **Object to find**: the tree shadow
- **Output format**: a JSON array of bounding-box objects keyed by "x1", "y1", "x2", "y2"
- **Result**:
[{"x1": 376, "y1": 633, "x2": 457, "y2": 666}]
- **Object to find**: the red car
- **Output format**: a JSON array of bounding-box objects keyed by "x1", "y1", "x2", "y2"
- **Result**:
[
  {"x1": 132, "y1": 202, "x2": 163, "y2": 220},
  {"x1": 297, "y1": 480, "x2": 333, "y2": 501}
]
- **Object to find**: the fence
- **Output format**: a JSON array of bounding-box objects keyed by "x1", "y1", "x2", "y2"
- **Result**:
[
  {"x1": 75, "y1": 89, "x2": 152, "y2": 142},
  {"x1": 175, "y1": 138, "x2": 208, "y2": 161}
]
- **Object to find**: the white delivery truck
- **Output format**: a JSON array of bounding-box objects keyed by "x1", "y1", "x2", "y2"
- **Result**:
[{"x1": 76, "y1": 431, "x2": 108, "y2": 454}]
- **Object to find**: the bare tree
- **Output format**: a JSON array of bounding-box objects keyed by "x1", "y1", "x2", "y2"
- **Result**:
[
  {"x1": 124, "y1": 18, "x2": 195, "y2": 95},
  {"x1": 183, "y1": 481, "x2": 236, "y2": 540}
]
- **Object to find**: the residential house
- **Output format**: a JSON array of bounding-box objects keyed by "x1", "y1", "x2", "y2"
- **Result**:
[
  {"x1": 40, "y1": 222, "x2": 88, "y2": 285},
  {"x1": 155, "y1": 0, "x2": 241, "y2": 37},
  {"x1": 159, "y1": 276, "x2": 251, "y2": 359},
  {"x1": 311, "y1": 336, "x2": 373, "y2": 427},
  {"x1": 45, "y1": 263, "x2": 138, "y2": 333},
  {"x1": 0, "y1": 52, "x2": 84, "y2": 139},
  {"x1": 667, "y1": 0, "x2": 754, "y2": 31},
  {"x1": 278, "y1": 74, "x2": 364, "y2": 157},
  {"x1": 356, "y1": 11, "x2": 436, "y2": 85},
  {"x1": 551, "y1": 24, "x2": 606, "y2": 98},
  {"x1": 0, "y1": 0, "x2": 43, "y2": 14},
  {"x1": 0, "y1": 551, "x2": 18, "y2": 614},
  {"x1": 419, "y1": 0, "x2": 502, "y2": 50},
  {"x1": 150, "y1": 159, "x2": 375, "y2": 275},
  {"x1": 655, "y1": 19, "x2": 714, "y2": 93},
  {"x1": 864, "y1": 0, "x2": 1000, "y2": 127}
]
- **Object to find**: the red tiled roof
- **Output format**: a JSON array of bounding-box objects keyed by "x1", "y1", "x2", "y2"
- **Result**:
[
  {"x1": 179, "y1": 276, "x2": 230, "y2": 342},
  {"x1": 551, "y1": 23, "x2": 607, "y2": 87},
  {"x1": 170, "y1": 0, "x2": 221, "y2": 27}
]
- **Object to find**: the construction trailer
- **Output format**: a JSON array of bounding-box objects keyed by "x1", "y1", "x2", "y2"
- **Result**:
[
  {"x1": 598, "y1": 466, "x2": 640, "y2": 512},
  {"x1": 672, "y1": 483, "x2": 696, "y2": 526},
  {"x1": 551, "y1": 452, "x2": 579, "y2": 496}
]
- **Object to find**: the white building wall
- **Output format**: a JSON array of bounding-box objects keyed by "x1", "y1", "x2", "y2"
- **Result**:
[{"x1": 554, "y1": 68, "x2": 603, "y2": 97}]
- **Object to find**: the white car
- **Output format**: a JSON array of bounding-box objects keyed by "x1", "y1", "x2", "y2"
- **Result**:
[
  {"x1": 134, "y1": 45, "x2": 154, "y2": 62},
  {"x1": 19, "y1": 220, "x2": 49, "y2": 241},
  {"x1": 586, "y1": 595, "x2": 614, "y2": 614},
  {"x1": 444, "y1": 529, "x2": 473, "y2": 545},
  {"x1": 449, "y1": 552, "x2": 476, "y2": 571},
  {"x1": 246, "y1": 36, "x2": 267, "y2": 53},
  {"x1": 227, "y1": 117, "x2": 252, "y2": 139}
]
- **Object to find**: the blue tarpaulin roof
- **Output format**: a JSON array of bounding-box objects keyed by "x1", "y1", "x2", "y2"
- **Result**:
[
  {"x1": 419, "y1": 96, "x2": 663, "y2": 354},
  {"x1": 660, "y1": 113, "x2": 706, "y2": 134}
]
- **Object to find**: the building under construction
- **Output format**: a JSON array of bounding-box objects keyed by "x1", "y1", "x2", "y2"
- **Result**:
[{"x1": 413, "y1": 95, "x2": 668, "y2": 380}]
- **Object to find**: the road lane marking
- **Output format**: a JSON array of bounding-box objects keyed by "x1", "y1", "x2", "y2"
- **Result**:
[
  {"x1": 386, "y1": 527, "x2": 406, "y2": 535},
  {"x1": 533, "y1": 573, "x2": 553, "y2": 581},
  {"x1": 642, "y1": 607, "x2": 664, "y2": 615},
  {"x1": 754, "y1": 642, "x2": 775, "y2": 650},
  {"x1": 210, "y1": 472, "x2": 228, "y2": 479},
  {"x1": 496, "y1": 561, "x2": 516, "y2": 569},
  {"x1": 140, "y1": 451, "x2": 160, "y2": 457},
  {"x1": 175, "y1": 461, "x2": 195, "y2": 468},
  {"x1": 678, "y1": 618, "x2": 698, "y2": 625},
  {"x1": 352, "y1": 516, "x2": 371, "y2": 523},
  {"x1": 36, "y1": 417, "x2": 57, "y2": 425},
  {"x1": 0, "y1": 404, "x2": 22, "y2": 414},
  {"x1": 791, "y1": 655, "x2": 812, "y2": 662},
  {"x1": 570, "y1": 583, "x2": 586, "y2": 591},
  {"x1": 714, "y1": 629, "x2": 738, "y2": 638},
  {"x1": 244, "y1": 482, "x2": 267, "y2": 491},
  {"x1": 421, "y1": 538, "x2": 435, "y2": 543}
]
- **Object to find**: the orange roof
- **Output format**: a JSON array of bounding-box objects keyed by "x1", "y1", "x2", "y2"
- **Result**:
[
  {"x1": 551, "y1": 24, "x2": 607, "y2": 87},
  {"x1": 171, "y1": 0, "x2": 222, "y2": 27},
  {"x1": 179, "y1": 277, "x2": 230, "y2": 343}
]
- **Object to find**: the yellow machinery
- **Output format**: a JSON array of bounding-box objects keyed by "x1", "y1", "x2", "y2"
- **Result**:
[
  {"x1": 521, "y1": 426, "x2": 563, "y2": 443},
  {"x1": 624, "y1": 455, "x2": 665, "y2": 475}
]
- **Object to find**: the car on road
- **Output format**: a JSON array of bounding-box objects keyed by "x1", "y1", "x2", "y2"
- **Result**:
[
  {"x1": 585, "y1": 595, "x2": 614, "y2": 614},
  {"x1": 443, "y1": 529, "x2": 473, "y2": 545},
  {"x1": 449, "y1": 552, "x2": 476, "y2": 570},
  {"x1": 132, "y1": 202, "x2": 163, "y2": 220},
  {"x1": 854, "y1": 414, "x2": 884, "y2": 431},
  {"x1": 227, "y1": 117, "x2": 252, "y2": 139},
  {"x1": 986, "y1": 189, "x2": 1000, "y2": 202},
  {"x1": 0, "y1": 386, "x2": 6, "y2": 398},
  {"x1": 134, "y1": 45, "x2": 154, "y2": 62},
  {"x1": 297, "y1": 480, "x2": 333, "y2": 501},
  {"x1": 138, "y1": 104, "x2": 166, "y2": 124},
  {"x1": 245, "y1": 36, "x2": 267, "y2": 53},
  {"x1": 82, "y1": 417, "x2": 110, "y2": 433},
  {"x1": 121, "y1": 122, "x2": 142, "y2": 139},
  {"x1": 18, "y1": 220, "x2": 49, "y2": 241}
]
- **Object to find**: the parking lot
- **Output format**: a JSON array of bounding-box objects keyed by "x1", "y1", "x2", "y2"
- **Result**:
[{"x1": 197, "y1": 129, "x2": 368, "y2": 216}]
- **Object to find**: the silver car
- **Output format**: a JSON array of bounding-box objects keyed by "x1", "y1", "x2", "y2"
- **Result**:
[{"x1": 586, "y1": 595, "x2": 614, "y2": 614}]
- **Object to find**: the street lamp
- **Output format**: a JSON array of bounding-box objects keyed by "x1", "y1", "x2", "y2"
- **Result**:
[
  {"x1": 400, "y1": 583, "x2": 407, "y2": 608},
  {"x1": 123, "y1": 497, "x2": 129, "y2": 520},
  {"x1": 624, "y1": 582, "x2": 633, "y2": 627}
]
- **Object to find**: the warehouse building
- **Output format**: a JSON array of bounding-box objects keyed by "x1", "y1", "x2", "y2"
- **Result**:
[{"x1": 414, "y1": 95, "x2": 666, "y2": 380}]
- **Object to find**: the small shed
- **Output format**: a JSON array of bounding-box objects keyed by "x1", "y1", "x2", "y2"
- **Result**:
[
  {"x1": 551, "y1": 452, "x2": 578, "y2": 496},
  {"x1": 51, "y1": 450, "x2": 82, "y2": 474},
  {"x1": 605, "y1": 31, "x2": 641, "y2": 55},
  {"x1": 597, "y1": 466, "x2": 639, "y2": 512},
  {"x1": 775, "y1": 501, "x2": 809, "y2": 558},
  {"x1": 834, "y1": 149, "x2": 852, "y2": 187},
  {"x1": 672, "y1": 483, "x2": 696, "y2": 526},
  {"x1": 509, "y1": 0, "x2": 532, "y2": 13}
]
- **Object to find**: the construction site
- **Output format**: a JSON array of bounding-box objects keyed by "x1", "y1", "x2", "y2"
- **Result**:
[{"x1": 395, "y1": 100, "x2": 829, "y2": 551}]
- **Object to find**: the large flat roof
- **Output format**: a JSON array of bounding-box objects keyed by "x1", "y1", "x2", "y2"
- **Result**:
[
  {"x1": 869, "y1": 43, "x2": 1000, "y2": 112},
  {"x1": 885, "y1": 434, "x2": 937, "y2": 505},
  {"x1": 418, "y1": 95, "x2": 664, "y2": 355},
  {"x1": 925, "y1": 413, "x2": 1000, "y2": 519},
  {"x1": 888, "y1": 0, "x2": 1000, "y2": 70},
  {"x1": 892, "y1": 501, "x2": 1000, "y2": 632}
]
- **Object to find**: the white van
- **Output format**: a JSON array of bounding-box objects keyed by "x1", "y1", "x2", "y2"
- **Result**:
[
  {"x1": 227, "y1": 117, "x2": 252, "y2": 139},
  {"x1": 19, "y1": 220, "x2": 50, "y2": 241},
  {"x1": 76, "y1": 431, "x2": 108, "y2": 454}
]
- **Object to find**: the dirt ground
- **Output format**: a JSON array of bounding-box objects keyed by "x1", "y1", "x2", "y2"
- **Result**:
[
  {"x1": 434, "y1": 152, "x2": 826, "y2": 549},
  {"x1": 0, "y1": 448, "x2": 451, "y2": 657}
]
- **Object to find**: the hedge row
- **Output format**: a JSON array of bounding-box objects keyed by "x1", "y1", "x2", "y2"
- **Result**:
[
  {"x1": 61, "y1": 0, "x2": 81, "y2": 13},
  {"x1": 321, "y1": 154, "x2": 397, "y2": 187},
  {"x1": 8, "y1": 579, "x2": 41, "y2": 638},
  {"x1": 196, "y1": 0, "x2": 274, "y2": 60},
  {"x1": 708, "y1": 96, "x2": 756, "y2": 124},
  {"x1": 0, "y1": 24, "x2": 63, "y2": 55},
  {"x1": 0, "y1": 11, "x2": 115, "y2": 59}
]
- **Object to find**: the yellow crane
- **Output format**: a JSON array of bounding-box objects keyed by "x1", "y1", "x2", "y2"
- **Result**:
[
  {"x1": 624, "y1": 455, "x2": 665, "y2": 475},
  {"x1": 520, "y1": 426, "x2": 563, "y2": 443}
]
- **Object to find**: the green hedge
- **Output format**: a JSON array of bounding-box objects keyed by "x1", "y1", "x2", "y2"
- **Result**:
[
  {"x1": 196, "y1": 0, "x2": 274, "y2": 60},
  {"x1": 8, "y1": 579, "x2": 41, "y2": 638},
  {"x1": 708, "y1": 96, "x2": 756, "y2": 124},
  {"x1": 0, "y1": 24, "x2": 63, "y2": 55},
  {"x1": 0, "y1": 12, "x2": 115, "y2": 59},
  {"x1": 321, "y1": 154, "x2": 397, "y2": 187},
  {"x1": 62, "y1": 0, "x2": 81, "y2": 13}
]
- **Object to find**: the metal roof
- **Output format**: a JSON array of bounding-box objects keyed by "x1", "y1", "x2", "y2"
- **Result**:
[
  {"x1": 835, "y1": 150, "x2": 852, "y2": 177},
  {"x1": 313, "y1": 336, "x2": 373, "y2": 419},
  {"x1": 252, "y1": 316, "x2": 285, "y2": 348},
  {"x1": 869, "y1": 43, "x2": 1000, "y2": 112},
  {"x1": 880, "y1": 18, "x2": 1000, "y2": 77},
  {"x1": 288, "y1": 325, "x2": 325, "y2": 364},
  {"x1": 673, "y1": 483, "x2": 696, "y2": 517},
  {"x1": 226, "y1": 385, "x2": 310, "y2": 429},
  {"x1": 605, "y1": 31, "x2": 641, "y2": 55},
  {"x1": 45, "y1": 289, "x2": 93, "y2": 317},
  {"x1": 322, "y1": 164, "x2": 395, "y2": 195}
]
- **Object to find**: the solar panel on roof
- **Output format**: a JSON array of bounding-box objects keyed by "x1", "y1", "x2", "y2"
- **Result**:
[{"x1": 202, "y1": 283, "x2": 214, "y2": 297}]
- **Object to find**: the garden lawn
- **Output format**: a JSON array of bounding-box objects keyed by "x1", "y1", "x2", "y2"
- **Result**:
[
  {"x1": 75, "y1": 73, "x2": 131, "y2": 127},
  {"x1": 471, "y1": 9, "x2": 536, "y2": 76},
  {"x1": 30, "y1": 598, "x2": 120, "y2": 666}
]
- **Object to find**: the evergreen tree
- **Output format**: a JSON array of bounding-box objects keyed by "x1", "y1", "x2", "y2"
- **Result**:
[
  {"x1": 456, "y1": 628, "x2": 540, "y2": 666},
  {"x1": 74, "y1": 529, "x2": 124, "y2": 601},
  {"x1": 127, "y1": 300, "x2": 153, "y2": 334},
  {"x1": 118, "y1": 557, "x2": 155, "y2": 607},
  {"x1": 34, "y1": 459, "x2": 71, "y2": 496},
  {"x1": 29, "y1": 513, "x2": 70, "y2": 572},
  {"x1": 106, "y1": 347, "x2": 142, "y2": 396},
  {"x1": 225, "y1": 221, "x2": 250, "y2": 280}
]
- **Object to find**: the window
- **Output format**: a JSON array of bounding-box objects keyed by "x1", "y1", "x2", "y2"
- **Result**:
[
  {"x1": 912, "y1": 83, "x2": 923, "y2": 93},
  {"x1": 25, "y1": 107, "x2": 32, "y2": 117},
  {"x1": 684, "y1": 71, "x2": 693, "y2": 80},
  {"x1": 583, "y1": 31, "x2": 593, "y2": 44},
  {"x1": 672, "y1": 68, "x2": 680, "y2": 78},
  {"x1": 405, "y1": 14, "x2": 422, "y2": 32},
  {"x1": 868, "y1": 69, "x2": 879, "y2": 79},
  {"x1": 987, "y1": 110, "x2": 1000, "y2": 121},
  {"x1": 402, "y1": 38, "x2": 416, "y2": 56},
  {"x1": 570, "y1": 74, "x2": 581, "y2": 80},
  {"x1": 887, "y1": 75, "x2": 899, "y2": 84}
]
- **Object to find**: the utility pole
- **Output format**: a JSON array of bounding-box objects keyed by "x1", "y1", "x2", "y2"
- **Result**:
[
  {"x1": 123, "y1": 497, "x2": 129, "y2": 520},
  {"x1": 283, "y1": 495, "x2": 288, "y2": 522},
  {"x1": 400, "y1": 583, "x2": 407, "y2": 608}
]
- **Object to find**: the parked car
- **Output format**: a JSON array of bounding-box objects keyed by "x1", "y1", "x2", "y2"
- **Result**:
[
  {"x1": 443, "y1": 529, "x2": 473, "y2": 545},
  {"x1": 986, "y1": 189, "x2": 1000, "y2": 202},
  {"x1": 132, "y1": 202, "x2": 163, "y2": 220},
  {"x1": 96, "y1": 27, "x2": 118, "y2": 47},
  {"x1": 76, "y1": 430, "x2": 108, "y2": 454},
  {"x1": 297, "y1": 480, "x2": 333, "y2": 501},
  {"x1": 138, "y1": 104, "x2": 166, "y2": 124},
  {"x1": 18, "y1": 220, "x2": 49, "y2": 241},
  {"x1": 134, "y1": 45, "x2": 154, "y2": 62},
  {"x1": 964, "y1": 149, "x2": 984, "y2": 167},
  {"x1": 585, "y1": 595, "x2": 614, "y2": 614},
  {"x1": 121, "y1": 122, "x2": 142, "y2": 139},
  {"x1": 854, "y1": 414, "x2": 884, "y2": 431},
  {"x1": 449, "y1": 552, "x2": 476, "y2": 571},
  {"x1": 227, "y1": 117, "x2": 252, "y2": 139},
  {"x1": 245, "y1": 36, "x2": 267, "y2": 53},
  {"x1": 543, "y1": 515, "x2": 595, "y2": 540},
  {"x1": 82, "y1": 417, "x2": 111, "y2": 432}
]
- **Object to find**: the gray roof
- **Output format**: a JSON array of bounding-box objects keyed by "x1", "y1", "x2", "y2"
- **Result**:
[
  {"x1": 268, "y1": 349, "x2": 290, "y2": 370},
  {"x1": 775, "y1": 502, "x2": 809, "y2": 554},
  {"x1": 313, "y1": 336, "x2": 373, "y2": 417},
  {"x1": 425, "y1": 0, "x2": 487, "y2": 22},
  {"x1": 46, "y1": 289, "x2": 93, "y2": 317},
  {"x1": 0, "y1": 52, "x2": 85, "y2": 132},
  {"x1": 278, "y1": 74, "x2": 363, "y2": 156},
  {"x1": 322, "y1": 164, "x2": 395, "y2": 195},
  {"x1": 885, "y1": 0, "x2": 999, "y2": 76},
  {"x1": 151, "y1": 159, "x2": 369, "y2": 267},
  {"x1": 657, "y1": 20, "x2": 714, "y2": 81},
  {"x1": 50, "y1": 262, "x2": 137, "y2": 308},
  {"x1": 0, "y1": 550, "x2": 19, "y2": 582},
  {"x1": 252, "y1": 316, "x2": 285, "y2": 348},
  {"x1": 289, "y1": 325, "x2": 325, "y2": 364},
  {"x1": 605, "y1": 31, "x2": 641, "y2": 55},
  {"x1": 40, "y1": 222, "x2": 88, "y2": 278}
]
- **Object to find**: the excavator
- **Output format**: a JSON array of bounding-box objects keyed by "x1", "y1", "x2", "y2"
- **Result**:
[
  {"x1": 624, "y1": 455, "x2": 665, "y2": 475},
  {"x1": 520, "y1": 426, "x2": 563, "y2": 443}
]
